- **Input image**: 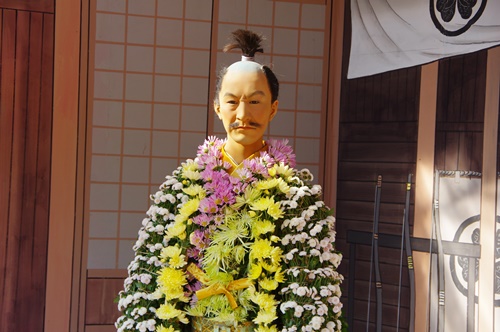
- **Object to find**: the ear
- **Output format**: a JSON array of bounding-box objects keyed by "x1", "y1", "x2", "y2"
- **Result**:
[
  {"x1": 214, "y1": 102, "x2": 221, "y2": 120},
  {"x1": 270, "y1": 100, "x2": 279, "y2": 121}
]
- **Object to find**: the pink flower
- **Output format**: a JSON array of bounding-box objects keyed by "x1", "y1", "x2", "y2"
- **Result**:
[
  {"x1": 199, "y1": 196, "x2": 219, "y2": 214},
  {"x1": 192, "y1": 213, "x2": 211, "y2": 227},
  {"x1": 268, "y1": 139, "x2": 296, "y2": 167},
  {"x1": 190, "y1": 229, "x2": 209, "y2": 250}
]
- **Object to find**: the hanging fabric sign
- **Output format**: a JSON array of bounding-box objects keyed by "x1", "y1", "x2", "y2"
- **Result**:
[{"x1": 348, "y1": 0, "x2": 500, "y2": 79}]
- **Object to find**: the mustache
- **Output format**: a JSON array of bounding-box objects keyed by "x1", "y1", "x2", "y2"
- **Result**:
[{"x1": 229, "y1": 121, "x2": 261, "y2": 129}]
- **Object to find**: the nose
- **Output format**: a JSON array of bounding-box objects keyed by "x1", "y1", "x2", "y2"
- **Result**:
[{"x1": 235, "y1": 101, "x2": 250, "y2": 122}]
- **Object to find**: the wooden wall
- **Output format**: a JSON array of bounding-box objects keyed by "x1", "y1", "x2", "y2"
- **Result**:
[
  {"x1": 435, "y1": 51, "x2": 487, "y2": 172},
  {"x1": 336, "y1": 2, "x2": 489, "y2": 332},
  {"x1": 0, "y1": 1, "x2": 54, "y2": 331},
  {"x1": 336, "y1": 45, "x2": 420, "y2": 332}
]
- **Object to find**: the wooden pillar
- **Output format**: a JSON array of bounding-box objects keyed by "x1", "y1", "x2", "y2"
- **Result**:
[
  {"x1": 478, "y1": 46, "x2": 500, "y2": 332},
  {"x1": 44, "y1": 0, "x2": 81, "y2": 331},
  {"x1": 324, "y1": 0, "x2": 344, "y2": 209},
  {"x1": 413, "y1": 62, "x2": 438, "y2": 332}
]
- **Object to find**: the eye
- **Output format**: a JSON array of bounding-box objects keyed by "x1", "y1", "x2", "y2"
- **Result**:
[
  {"x1": 249, "y1": 100, "x2": 260, "y2": 104},
  {"x1": 227, "y1": 100, "x2": 237, "y2": 105}
]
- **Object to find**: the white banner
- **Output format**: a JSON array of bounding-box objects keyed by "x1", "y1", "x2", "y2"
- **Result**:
[{"x1": 348, "y1": 0, "x2": 500, "y2": 78}]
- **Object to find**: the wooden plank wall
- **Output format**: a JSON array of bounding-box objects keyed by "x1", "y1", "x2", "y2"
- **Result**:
[
  {"x1": 435, "y1": 51, "x2": 487, "y2": 172},
  {"x1": 337, "y1": 3, "x2": 489, "y2": 332},
  {"x1": 0, "y1": 1, "x2": 54, "y2": 331},
  {"x1": 336, "y1": 2, "x2": 420, "y2": 331}
]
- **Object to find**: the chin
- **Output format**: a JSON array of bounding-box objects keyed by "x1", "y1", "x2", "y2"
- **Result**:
[{"x1": 229, "y1": 134, "x2": 262, "y2": 147}]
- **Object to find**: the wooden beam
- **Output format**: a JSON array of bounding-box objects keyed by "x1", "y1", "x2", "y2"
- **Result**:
[
  {"x1": 413, "y1": 62, "x2": 438, "y2": 332},
  {"x1": 44, "y1": 0, "x2": 81, "y2": 331},
  {"x1": 0, "y1": 0, "x2": 54, "y2": 13},
  {"x1": 478, "y1": 45, "x2": 500, "y2": 332}
]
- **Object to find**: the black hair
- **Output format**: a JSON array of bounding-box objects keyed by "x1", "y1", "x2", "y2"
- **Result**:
[{"x1": 214, "y1": 29, "x2": 279, "y2": 105}]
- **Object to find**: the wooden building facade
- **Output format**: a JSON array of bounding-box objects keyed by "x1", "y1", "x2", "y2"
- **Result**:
[{"x1": 0, "y1": 0, "x2": 499, "y2": 331}]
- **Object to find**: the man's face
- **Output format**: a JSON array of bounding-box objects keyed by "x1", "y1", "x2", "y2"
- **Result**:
[{"x1": 214, "y1": 66, "x2": 278, "y2": 151}]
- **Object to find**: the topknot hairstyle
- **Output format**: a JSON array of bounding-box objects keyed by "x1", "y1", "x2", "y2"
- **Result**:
[
  {"x1": 223, "y1": 29, "x2": 264, "y2": 58},
  {"x1": 214, "y1": 29, "x2": 279, "y2": 104}
]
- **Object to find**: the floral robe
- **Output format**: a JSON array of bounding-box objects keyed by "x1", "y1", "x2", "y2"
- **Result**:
[{"x1": 115, "y1": 137, "x2": 345, "y2": 332}]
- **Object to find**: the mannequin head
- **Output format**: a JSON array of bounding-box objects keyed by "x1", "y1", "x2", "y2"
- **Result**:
[{"x1": 213, "y1": 30, "x2": 280, "y2": 156}]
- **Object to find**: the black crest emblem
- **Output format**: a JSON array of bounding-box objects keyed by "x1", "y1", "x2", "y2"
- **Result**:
[{"x1": 430, "y1": 0, "x2": 488, "y2": 36}]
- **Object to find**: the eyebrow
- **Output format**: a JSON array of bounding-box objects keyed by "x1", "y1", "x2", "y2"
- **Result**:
[{"x1": 223, "y1": 91, "x2": 266, "y2": 98}]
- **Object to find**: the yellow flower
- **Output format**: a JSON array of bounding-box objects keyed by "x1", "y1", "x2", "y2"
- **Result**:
[
  {"x1": 250, "y1": 239, "x2": 273, "y2": 260},
  {"x1": 251, "y1": 219, "x2": 275, "y2": 238},
  {"x1": 255, "y1": 178, "x2": 279, "y2": 190},
  {"x1": 157, "y1": 267, "x2": 187, "y2": 300},
  {"x1": 268, "y1": 167, "x2": 277, "y2": 177},
  {"x1": 156, "y1": 325, "x2": 178, "y2": 332},
  {"x1": 255, "y1": 324, "x2": 278, "y2": 332},
  {"x1": 248, "y1": 263, "x2": 263, "y2": 279},
  {"x1": 165, "y1": 221, "x2": 186, "y2": 239},
  {"x1": 177, "y1": 311, "x2": 189, "y2": 324},
  {"x1": 275, "y1": 163, "x2": 294, "y2": 177},
  {"x1": 182, "y1": 159, "x2": 199, "y2": 172},
  {"x1": 160, "y1": 245, "x2": 187, "y2": 268},
  {"x1": 234, "y1": 187, "x2": 261, "y2": 208},
  {"x1": 250, "y1": 241, "x2": 282, "y2": 272},
  {"x1": 259, "y1": 277, "x2": 278, "y2": 291},
  {"x1": 251, "y1": 292, "x2": 277, "y2": 311},
  {"x1": 169, "y1": 253, "x2": 187, "y2": 268},
  {"x1": 267, "y1": 201, "x2": 283, "y2": 220},
  {"x1": 156, "y1": 303, "x2": 182, "y2": 320},
  {"x1": 273, "y1": 267, "x2": 285, "y2": 283},
  {"x1": 253, "y1": 310, "x2": 278, "y2": 325},
  {"x1": 250, "y1": 197, "x2": 274, "y2": 211},
  {"x1": 182, "y1": 184, "x2": 206, "y2": 198},
  {"x1": 276, "y1": 178, "x2": 290, "y2": 194},
  {"x1": 179, "y1": 198, "x2": 200, "y2": 218},
  {"x1": 183, "y1": 170, "x2": 201, "y2": 181}
]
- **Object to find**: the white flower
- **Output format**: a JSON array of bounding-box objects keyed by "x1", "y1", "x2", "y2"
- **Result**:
[
  {"x1": 310, "y1": 224, "x2": 323, "y2": 236},
  {"x1": 280, "y1": 301, "x2": 297, "y2": 313},
  {"x1": 311, "y1": 316, "x2": 324, "y2": 330},
  {"x1": 320, "y1": 287, "x2": 331, "y2": 297},
  {"x1": 310, "y1": 249, "x2": 321, "y2": 257},
  {"x1": 320, "y1": 238, "x2": 332, "y2": 249},
  {"x1": 172, "y1": 182, "x2": 183, "y2": 190},
  {"x1": 329, "y1": 253, "x2": 342, "y2": 267},
  {"x1": 296, "y1": 287, "x2": 307, "y2": 296},
  {"x1": 294, "y1": 305, "x2": 304, "y2": 317},
  {"x1": 166, "y1": 194, "x2": 176, "y2": 203},
  {"x1": 311, "y1": 184, "x2": 322, "y2": 195},
  {"x1": 139, "y1": 274, "x2": 152, "y2": 284},
  {"x1": 146, "y1": 319, "x2": 156, "y2": 331},
  {"x1": 285, "y1": 248, "x2": 298, "y2": 261},
  {"x1": 316, "y1": 304, "x2": 328, "y2": 316}
]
